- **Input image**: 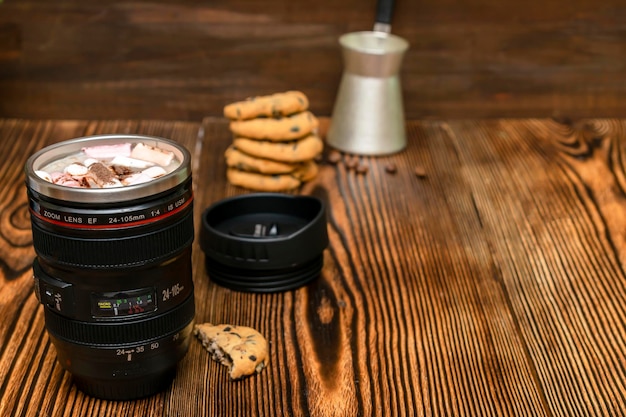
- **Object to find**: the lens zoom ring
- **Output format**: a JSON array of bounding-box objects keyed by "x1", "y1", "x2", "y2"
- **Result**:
[
  {"x1": 44, "y1": 294, "x2": 195, "y2": 345},
  {"x1": 32, "y1": 210, "x2": 194, "y2": 269}
]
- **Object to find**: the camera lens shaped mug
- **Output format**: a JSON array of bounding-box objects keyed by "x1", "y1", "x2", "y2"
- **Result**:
[{"x1": 25, "y1": 135, "x2": 195, "y2": 401}]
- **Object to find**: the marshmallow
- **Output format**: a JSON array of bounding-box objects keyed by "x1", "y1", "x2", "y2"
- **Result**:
[
  {"x1": 111, "y1": 156, "x2": 154, "y2": 169},
  {"x1": 35, "y1": 170, "x2": 52, "y2": 182},
  {"x1": 65, "y1": 163, "x2": 89, "y2": 176},
  {"x1": 131, "y1": 143, "x2": 174, "y2": 167},
  {"x1": 142, "y1": 166, "x2": 167, "y2": 179},
  {"x1": 82, "y1": 143, "x2": 132, "y2": 159}
]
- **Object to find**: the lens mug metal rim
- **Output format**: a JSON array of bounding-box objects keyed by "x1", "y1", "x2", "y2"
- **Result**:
[{"x1": 24, "y1": 134, "x2": 192, "y2": 204}]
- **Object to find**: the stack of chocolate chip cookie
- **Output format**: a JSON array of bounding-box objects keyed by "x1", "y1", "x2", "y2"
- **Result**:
[{"x1": 223, "y1": 91, "x2": 323, "y2": 191}]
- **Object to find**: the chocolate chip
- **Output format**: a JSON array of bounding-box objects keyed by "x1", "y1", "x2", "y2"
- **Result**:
[
  {"x1": 290, "y1": 126, "x2": 300, "y2": 132},
  {"x1": 249, "y1": 355, "x2": 257, "y2": 361},
  {"x1": 223, "y1": 326, "x2": 232, "y2": 332}
]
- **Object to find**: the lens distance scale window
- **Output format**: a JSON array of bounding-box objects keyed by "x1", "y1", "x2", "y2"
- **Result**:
[{"x1": 92, "y1": 288, "x2": 156, "y2": 318}]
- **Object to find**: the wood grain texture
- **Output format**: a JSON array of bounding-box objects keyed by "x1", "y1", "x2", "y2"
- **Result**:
[
  {"x1": 1, "y1": 0, "x2": 626, "y2": 120},
  {"x1": 2, "y1": 117, "x2": 626, "y2": 416}
]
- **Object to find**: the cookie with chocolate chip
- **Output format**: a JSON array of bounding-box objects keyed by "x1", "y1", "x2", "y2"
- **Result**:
[
  {"x1": 226, "y1": 168, "x2": 301, "y2": 191},
  {"x1": 223, "y1": 91, "x2": 309, "y2": 120},
  {"x1": 232, "y1": 134, "x2": 323, "y2": 163},
  {"x1": 194, "y1": 323, "x2": 268, "y2": 380},
  {"x1": 229, "y1": 111, "x2": 319, "y2": 141},
  {"x1": 290, "y1": 160, "x2": 319, "y2": 182},
  {"x1": 225, "y1": 146, "x2": 297, "y2": 174}
]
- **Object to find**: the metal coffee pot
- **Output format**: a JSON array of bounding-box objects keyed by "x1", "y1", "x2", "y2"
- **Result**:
[{"x1": 327, "y1": 0, "x2": 409, "y2": 155}]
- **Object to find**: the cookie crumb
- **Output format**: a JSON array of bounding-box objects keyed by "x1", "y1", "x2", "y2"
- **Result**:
[{"x1": 385, "y1": 163, "x2": 397, "y2": 174}]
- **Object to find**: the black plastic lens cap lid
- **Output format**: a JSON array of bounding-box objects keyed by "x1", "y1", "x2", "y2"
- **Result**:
[{"x1": 200, "y1": 193, "x2": 328, "y2": 292}]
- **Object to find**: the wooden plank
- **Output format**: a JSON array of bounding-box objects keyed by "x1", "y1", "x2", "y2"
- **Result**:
[
  {"x1": 2, "y1": 117, "x2": 626, "y2": 416},
  {"x1": 440, "y1": 119, "x2": 626, "y2": 415},
  {"x1": 1, "y1": 0, "x2": 625, "y2": 120},
  {"x1": 183, "y1": 117, "x2": 548, "y2": 416}
]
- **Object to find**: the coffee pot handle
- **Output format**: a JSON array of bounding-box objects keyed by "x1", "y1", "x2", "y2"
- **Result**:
[{"x1": 375, "y1": 0, "x2": 395, "y2": 25}]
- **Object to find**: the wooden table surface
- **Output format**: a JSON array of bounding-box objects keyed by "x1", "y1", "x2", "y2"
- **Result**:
[{"x1": 2, "y1": 117, "x2": 626, "y2": 416}]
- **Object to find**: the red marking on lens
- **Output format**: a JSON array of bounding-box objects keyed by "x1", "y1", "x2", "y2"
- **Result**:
[{"x1": 31, "y1": 196, "x2": 193, "y2": 230}]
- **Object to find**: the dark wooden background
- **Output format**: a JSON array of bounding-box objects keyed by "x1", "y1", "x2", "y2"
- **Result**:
[{"x1": 1, "y1": 0, "x2": 625, "y2": 121}]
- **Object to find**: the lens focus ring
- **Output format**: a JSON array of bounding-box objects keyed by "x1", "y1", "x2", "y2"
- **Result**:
[
  {"x1": 43, "y1": 293, "x2": 195, "y2": 345},
  {"x1": 31, "y1": 208, "x2": 194, "y2": 269}
]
